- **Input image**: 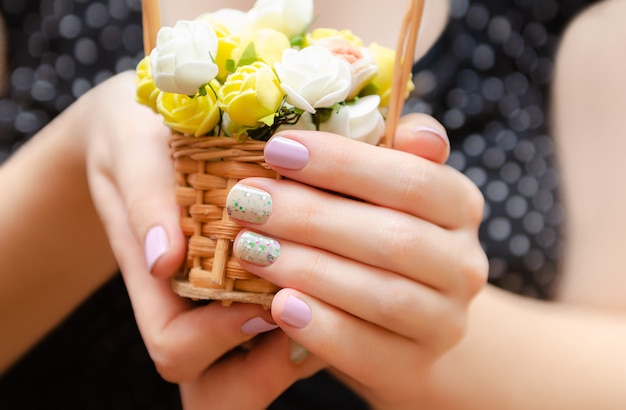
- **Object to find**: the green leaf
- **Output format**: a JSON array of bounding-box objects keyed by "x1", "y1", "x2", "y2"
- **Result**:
[
  {"x1": 259, "y1": 113, "x2": 276, "y2": 127},
  {"x1": 237, "y1": 42, "x2": 258, "y2": 68},
  {"x1": 225, "y1": 59, "x2": 236, "y2": 73}
]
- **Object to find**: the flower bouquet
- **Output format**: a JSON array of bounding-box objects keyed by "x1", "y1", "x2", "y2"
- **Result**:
[{"x1": 137, "y1": 0, "x2": 424, "y2": 307}]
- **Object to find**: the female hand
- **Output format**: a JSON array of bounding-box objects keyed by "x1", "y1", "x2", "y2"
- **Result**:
[
  {"x1": 217, "y1": 118, "x2": 488, "y2": 408},
  {"x1": 82, "y1": 72, "x2": 324, "y2": 409},
  {"x1": 81, "y1": 71, "x2": 484, "y2": 408}
]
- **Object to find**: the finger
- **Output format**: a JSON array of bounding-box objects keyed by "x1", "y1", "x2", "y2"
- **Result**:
[
  {"x1": 270, "y1": 289, "x2": 438, "y2": 399},
  {"x1": 225, "y1": 180, "x2": 486, "y2": 295},
  {"x1": 90, "y1": 167, "x2": 276, "y2": 383},
  {"x1": 111, "y1": 124, "x2": 186, "y2": 278},
  {"x1": 180, "y1": 332, "x2": 325, "y2": 410},
  {"x1": 92, "y1": 72, "x2": 186, "y2": 278},
  {"x1": 233, "y1": 229, "x2": 468, "y2": 341},
  {"x1": 394, "y1": 113, "x2": 450, "y2": 164},
  {"x1": 263, "y1": 131, "x2": 483, "y2": 229}
]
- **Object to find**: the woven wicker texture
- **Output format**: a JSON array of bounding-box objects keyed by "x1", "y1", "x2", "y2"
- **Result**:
[{"x1": 170, "y1": 134, "x2": 279, "y2": 308}]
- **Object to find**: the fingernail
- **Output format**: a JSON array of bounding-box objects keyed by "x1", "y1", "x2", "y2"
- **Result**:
[
  {"x1": 226, "y1": 184, "x2": 272, "y2": 224},
  {"x1": 145, "y1": 226, "x2": 169, "y2": 272},
  {"x1": 410, "y1": 126, "x2": 448, "y2": 146},
  {"x1": 241, "y1": 317, "x2": 279, "y2": 334},
  {"x1": 264, "y1": 136, "x2": 309, "y2": 170},
  {"x1": 289, "y1": 339, "x2": 310, "y2": 364},
  {"x1": 280, "y1": 295, "x2": 312, "y2": 329},
  {"x1": 234, "y1": 231, "x2": 281, "y2": 266}
]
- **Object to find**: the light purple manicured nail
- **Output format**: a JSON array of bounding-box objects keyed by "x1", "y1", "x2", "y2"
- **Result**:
[
  {"x1": 145, "y1": 226, "x2": 169, "y2": 272},
  {"x1": 241, "y1": 317, "x2": 279, "y2": 334},
  {"x1": 264, "y1": 136, "x2": 310, "y2": 170},
  {"x1": 280, "y1": 295, "x2": 312, "y2": 329},
  {"x1": 411, "y1": 126, "x2": 448, "y2": 145}
]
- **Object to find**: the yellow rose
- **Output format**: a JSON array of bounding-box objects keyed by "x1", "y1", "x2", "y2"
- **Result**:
[
  {"x1": 361, "y1": 42, "x2": 414, "y2": 107},
  {"x1": 156, "y1": 81, "x2": 221, "y2": 137},
  {"x1": 304, "y1": 28, "x2": 363, "y2": 48},
  {"x1": 135, "y1": 56, "x2": 159, "y2": 112},
  {"x1": 218, "y1": 61, "x2": 284, "y2": 128},
  {"x1": 233, "y1": 29, "x2": 291, "y2": 68}
]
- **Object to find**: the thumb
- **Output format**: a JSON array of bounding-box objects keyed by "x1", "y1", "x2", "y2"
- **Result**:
[
  {"x1": 114, "y1": 119, "x2": 186, "y2": 279},
  {"x1": 393, "y1": 113, "x2": 450, "y2": 164},
  {"x1": 86, "y1": 72, "x2": 186, "y2": 279}
]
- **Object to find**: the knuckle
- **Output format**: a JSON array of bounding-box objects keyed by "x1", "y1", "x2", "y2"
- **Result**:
[
  {"x1": 458, "y1": 239, "x2": 489, "y2": 298},
  {"x1": 463, "y1": 181, "x2": 486, "y2": 226},
  {"x1": 427, "y1": 309, "x2": 468, "y2": 356},
  {"x1": 285, "y1": 191, "x2": 323, "y2": 242},
  {"x1": 378, "y1": 216, "x2": 419, "y2": 266},
  {"x1": 373, "y1": 276, "x2": 418, "y2": 326},
  {"x1": 147, "y1": 335, "x2": 193, "y2": 383},
  {"x1": 396, "y1": 160, "x2": 429, "y2": 204}
]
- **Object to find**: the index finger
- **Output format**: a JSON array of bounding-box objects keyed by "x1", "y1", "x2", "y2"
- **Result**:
[{"x1": 264, "y1": 131, "x2": 483, "y2": 229}]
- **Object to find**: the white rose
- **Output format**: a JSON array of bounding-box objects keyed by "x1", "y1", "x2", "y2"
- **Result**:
[
  {"x1": 248, "y1": 0, "x2": 314, "y2": 39},
  {"x1": 320, "y1": 95, "x2": 385, "y2": 145},
  {"x1": 275, "y1": 46, "x2": 352, "y2": 114},
  {"x1": 150, "y1": 20, "x2": 219, "y2": 95}
]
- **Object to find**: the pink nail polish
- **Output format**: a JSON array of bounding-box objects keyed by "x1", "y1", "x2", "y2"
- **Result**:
[
  {"x1": 280, "y1": 295, "x2": 312, "y2": 328},
  {"x1": 241, "y1": 317, "x2": 279, "y2": 334},
  {"x1": 264, "y1": 136, "x2": 310, "y2": 170},
  {"x1": 145, "y1": 226, "x2": 169, "y2": 272},
  {"x1": 411, "y1": 126, "x2": 448, "y2": 146}
]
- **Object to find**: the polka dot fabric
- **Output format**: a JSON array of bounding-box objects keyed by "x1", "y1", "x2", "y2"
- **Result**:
[
  {"x1": 0, "y1": 0, "x2": 144, "y2": 161},
  {"x1": 0, "y1": 0, "x2": 602, "y2": 408},
  {"x1": 405, "y1": 0, "x2": 598, "y2": 299}
]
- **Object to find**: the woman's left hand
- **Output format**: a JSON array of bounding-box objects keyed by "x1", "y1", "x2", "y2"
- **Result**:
[{"x1": 214, "y1": 115, "x2": 488, "y2": 408}]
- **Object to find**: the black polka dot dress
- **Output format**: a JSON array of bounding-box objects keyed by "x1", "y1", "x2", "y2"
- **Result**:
[
  {"x1": 0, "y1": 0, "x2": 144, "y2": 160},
  {"x1": 0, "y1": 0, "x2": 601, "y2": 408},
  {"x1": 406, "y1": 0, "x2": 599, "y2": 299}
]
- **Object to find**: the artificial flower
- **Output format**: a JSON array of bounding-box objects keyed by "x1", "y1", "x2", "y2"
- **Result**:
[
  {"x1": 156, "y1": 81, "x2": 221, "y2": 137},
  {"x1": 198, "y1": 8, "x2": 248, "y2": 38},
  {"x1": 150, "y1": 20, "x2": 219, "y2": 95},
  {"x1": 135, "y1": 55, "x2": 159, "y2": 112},
  {"x1": 361, "y1": 42, "x2": 415, "y2": 107},
  {"x1": 196, "y1": 13, "x2": 240, "y2": 83},
  {"x1": 319, "y1": 95, "x2": 385, "y2": 145},
  {"x1": 233, "y1": 28, "x2": 291, "y2": 68},
  {"x1": 304, "y1": 28, "x2": 363, "y2": 48},
  {"x1": 314, "y1": 35, "x2": 378, "y2": 100},
  {"x1": 247, "y1": 0, "x2": 314, "y2": 39},
  {"x1": 137, "y1": 0, "x2": 414, "y2": 142},
  {"x1": 275, "y1": 45, "x2": 352, "y2": 114},
  {"x1": 218, "y1": 61, "x2": 285, "y2": 128}
]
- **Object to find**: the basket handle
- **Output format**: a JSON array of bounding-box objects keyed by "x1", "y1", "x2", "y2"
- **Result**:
[
  {"x1": 384, "y1": 0, "x2": 426, "y2": 148},
  {"x1": 142, "y1": 0, "x2": 161, "y2": 55}
]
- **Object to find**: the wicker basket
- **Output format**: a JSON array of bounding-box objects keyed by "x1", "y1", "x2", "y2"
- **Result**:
[
  {"x1": 169, "y1": 134, "x2": 279, "y2": 308},
  {"x1": 141, "y1": 0, "x2": 425, "y2": 308}
]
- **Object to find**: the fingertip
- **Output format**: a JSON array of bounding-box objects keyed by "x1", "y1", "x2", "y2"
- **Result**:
[
  {"x1": 271, "y1": 289, "x2": 312, "y2": 330},
  {"x1": 394, "y1": 114, "x2": 450, "y2": 164},
  {"x1": 144, "y1": 224, "x2": 186, "y2": 278}
]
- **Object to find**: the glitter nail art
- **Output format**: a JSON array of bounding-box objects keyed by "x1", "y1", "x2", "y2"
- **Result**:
[
  {"x1": 234, "y1": 231, "x2": 281, "y2": 266},
  {"x1": 226, "y1": 185, "x2": 273, "y2": 224}
]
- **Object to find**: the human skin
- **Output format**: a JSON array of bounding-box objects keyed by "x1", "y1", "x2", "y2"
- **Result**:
[{"x1": 405, "y1": 1, "x2": 626, "y2": 408}]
